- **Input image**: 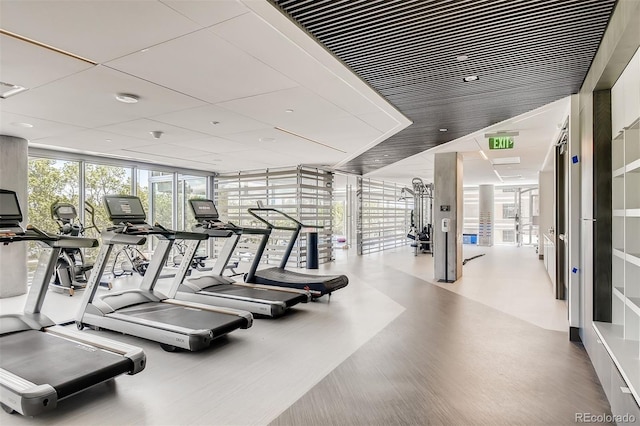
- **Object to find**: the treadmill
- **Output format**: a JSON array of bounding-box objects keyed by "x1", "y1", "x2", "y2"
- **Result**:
[
  {"x1": 0, "y1": 189, "x2": 145, "y2": 416},
  {"x1": 245, "y1": 205, "x2": 349, "y2": 298},
  {"x1": 166, "y1": 199, "x2": 310, "y2": 318},
  {"x1": 76, "y1": 195, "x2": 253, "y2": 352}
]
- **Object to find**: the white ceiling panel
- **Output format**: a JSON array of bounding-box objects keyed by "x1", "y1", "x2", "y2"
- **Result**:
[
  {"x1": 150, "y1": 104, "x2": 268, "y2": 137},
  {"x1": 183, "y1": 137, "x2": 260, "y2": 154},
  {"x1": 2, "y1": 65, "x2": 206, "y2": 128},
  {"x1": 0, "y1": 34, "x2": 93, "y2": 89},
  {"x1": 160, "y1": 0, "x2": 249, "y2": 27},
  {"x1": 217, "y1": 86, "x2": 350, "y2": 129},
  {"x1": 32, "y1": 129, "x2": 151, "y2": 153},
  {"x1": 122, "y1": 143, "x2": 218, "y2": 160},
  {"x1": 99, "y1": 119, "x2": 210, "y2": 144},
  {"x1": 292, "y1": 116, "x2": 382, "y2": 153},
  {"x1": 358, "y1": 110, "x2": 408, "y2": 133},
  {"x1": 211, "y1": 11, "x2": 381, "y2": 117},
  {"x1": 0, "y1": 112, "x2": 85, "y2": 141},
  {"x1": 0, "y1": 1, "x2": 200, "y2": 63},
  {"x1": 105, "y1": 27, "x2": 299, "y2": 104},
  {"x1": 222, "y1": 127, "x2": 342, "y2": 163}
]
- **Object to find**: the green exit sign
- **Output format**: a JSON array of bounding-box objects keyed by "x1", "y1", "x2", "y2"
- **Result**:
[{"x1": 489, "y1": 136, "x2": 514, "y2": 150}]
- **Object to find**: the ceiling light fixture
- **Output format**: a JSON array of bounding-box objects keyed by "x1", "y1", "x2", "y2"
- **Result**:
[
  {"x1": 10, "y1": 122, "x2": 34, "y2": 128},
  {"x1": 479, "y1": 150, "x2": 488, "y2": 160},
  {"x1": 493, "y1": 169, "x2": 504, "y2": 182},
  {"x1": 456, "y1": 55, "x2": 469, "y2": 61},
  {"x1": 463, "y1": 75, "x2": 479, "y2": 82},
  {"x1": 115, "y1": 93, "x2": 139, "y2": 104},
  {"x1": 285, "y1": 109, "x2": 294, "y2": 113},
  {"x1": 150, "y1": 130, "x2": 163, "y2": 139},
  {"x1": 492, "y1": 156, "x2": 521, "y2": 165},
  {"x1": 0, "y1": 81, "x2": 28, "y2": 99},
  {"x1": 439, "y1": 128, "x2": 448, "y2": 132}
]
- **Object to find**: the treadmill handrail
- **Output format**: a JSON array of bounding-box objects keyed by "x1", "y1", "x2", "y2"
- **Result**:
[
  {"x1": 108, "y1": 222, "x2": 208, "y2": 241},
  {"x1": 1, "y1": 225, "x2": 98, "y2": 248},
  {"x1": 247, "y1": 207, "x2": 324, "y2": 231}
]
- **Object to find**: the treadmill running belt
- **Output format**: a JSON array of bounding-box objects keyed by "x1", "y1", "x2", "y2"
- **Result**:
[
  {"x1": 202, "y1": 284, "x2": 305, "y2": 305},
  {"x1": 256, "y1": 268, "x2": 348, "y2": 291},
  {"x1": 0, "y1": 330, "x2": 132, "y2": 399},
  {"x1": 117, "y1": 302, "x2": 247, "y2": 330}
]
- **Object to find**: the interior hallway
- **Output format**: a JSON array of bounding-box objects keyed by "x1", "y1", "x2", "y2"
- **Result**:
[{"x1": 0, "y1": 244, "x2": 610, "y2": 425}]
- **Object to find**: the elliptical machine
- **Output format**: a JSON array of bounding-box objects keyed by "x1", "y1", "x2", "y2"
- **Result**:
[{"x1": 50, "y1": 201, "x2": 98, "y2": 295}]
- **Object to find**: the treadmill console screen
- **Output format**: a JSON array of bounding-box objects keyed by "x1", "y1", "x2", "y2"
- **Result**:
[
  {"x1": 0, "y1": 190, "x2": 23, "y2": 222},
  {"x1": 104, "y1": 195, "x2": 147, "y2": 223},
  {"x1": 53, "y1": 204, "x2": 77, "y2": 220},
  {"x1": 190, "y1": 199, "x2": 219, "y2": 220}
]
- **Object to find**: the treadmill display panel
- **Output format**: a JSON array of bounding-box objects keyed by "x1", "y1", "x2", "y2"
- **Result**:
[
  {"x1": 53, "y1": 204, "x2": 77, "y2": 220},
  {"x1": 0, "y1": 190, "x2": 23, "y2": 222},
  {"x1": 190, "y1": 199, "x2": 219, "y2": 220},
  {"x1": 104, "y1": 196, "x2": 147, "y2": 223}
]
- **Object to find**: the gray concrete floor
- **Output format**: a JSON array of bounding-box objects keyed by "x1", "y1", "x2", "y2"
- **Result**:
[{"x1": 0, "y1": 244, "x2": 610, "y2": 425}]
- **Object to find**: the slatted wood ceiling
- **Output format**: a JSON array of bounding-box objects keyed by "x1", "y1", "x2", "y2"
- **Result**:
[{"x1": 270, "y1": 0, "x2": 617, "y2": 174}]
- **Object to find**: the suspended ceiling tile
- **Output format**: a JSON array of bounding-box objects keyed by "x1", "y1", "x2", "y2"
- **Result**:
[
  {"x1": 98, "y1": 118, "x2": 211, "y2": 145},
  {"x1": 160, "y1": 0, "x2": 250, "y2": 27},
  {"x1": 217, "y1": 86, "x2": 350, "y2": 129},
  {"x1": 183, "y1": 136, "x2": 262, "y2": 154},
  {"x1": 0, "y1": 34, "x2": 93, "y2": 89},
  {"x1": 0, "y1": 0, "x2": 201, "y2": 63},
  {"x1": 151, "y1": 104, "x2": 268, "y2": 137},
  {"x1": 0, "y1": 112, "x2": 86, "y2": 141},
  {"x1": 1, "y1": 65, "x2": 206, "y2": 129},
  {"x1": 32, "y1": 129, "x2": 151, "y2": 153},
  {"x1": 211, "y1": 11, "x2": 382, "y2": 117},
  {"x1": 121, "y1": 143, "x2": 217, "y2": 160},
  {"x1": 105, "y1": 27, "x2": 299, "y2": 104}
]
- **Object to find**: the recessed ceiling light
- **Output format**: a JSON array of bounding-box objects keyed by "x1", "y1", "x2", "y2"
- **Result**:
[
  {"x1": 285, "y1": 109, "x2": 294, "y2": 113},
  {"x1": 0, "y1": 81, "x2": 28, "y2": 99},
  {"x1": 383, "y1": 154, "x2": 389, "y2": 157},
  {"x1": 140, "y1": 48, "x2": 149, "y2": 53},
  {"x1": 211, "y1": 121, "x2": 220, "y2": 125},
  {"x1": 492, "y1": 156, "x2": 521, "y2": 165},
  {"x1": 374, "y1": 159, "x2": 380, "y2": 162},
  {"x1": 259, "y1": 137, "x2": 276, "y2": 143},
  {"x1": 105, "y1": 139, "x2": 112, "y2": 142},
  {"x1": 463, "y1": 75, "x2": 479, "y2": 82},
  {"x1": 114, "y1": 93, "x2": 139, "y2": 104},
  {"x1": 479, "y1": 150, "x2": 488, "y2": 160},
  {"x1": 439, "y1": 128, "x2": 448, "y2": 132},
  {"x1": 10, "y1": 122, "x2": 34, "y2": 128},
  {"x1": 456, "y1": 55, "x2": 469, "y2": 61}
]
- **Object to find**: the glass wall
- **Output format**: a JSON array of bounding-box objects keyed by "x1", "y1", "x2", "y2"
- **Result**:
[
  {"x1": 25, "y1": 151, "x2": 213, "y2": 281},
  {"x1": 27, "y1": 158, "x2": 80, "y2": 277},
  {"x1": 178, "y1": 174, "x2": 207, "y2": 231}
]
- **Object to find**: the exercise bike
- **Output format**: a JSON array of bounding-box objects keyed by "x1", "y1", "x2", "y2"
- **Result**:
[{"x1": 50, "y1": 201, "x2": 99, "y2": 296}]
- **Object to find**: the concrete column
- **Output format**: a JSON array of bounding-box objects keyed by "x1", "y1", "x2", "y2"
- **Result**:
[
  {"x1": 478, "y1": 184, "x2": 494, "y2": 246},
  {"x1": 0, "y1": 135, "x2": 29, "y2": 297},
  {"x1": 434, "y1": 152, "x2": 463, "y2": 282}
]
